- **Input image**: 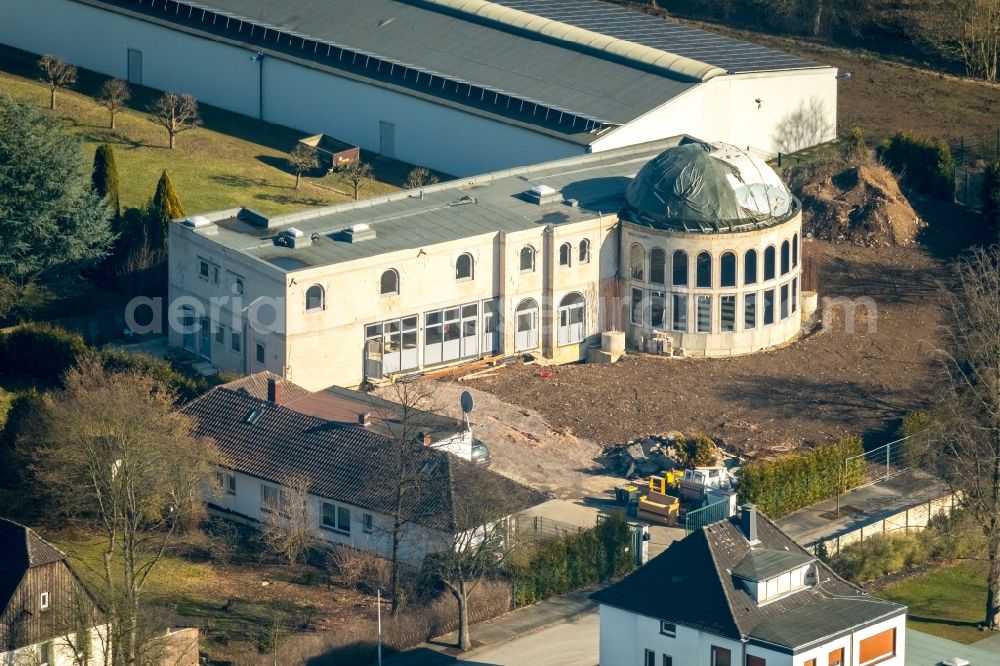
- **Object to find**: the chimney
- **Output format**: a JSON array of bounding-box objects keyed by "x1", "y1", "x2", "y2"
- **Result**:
[
  {"x1": 419, "y1": 431, "x2": 432, "y2": 447},
  {"x1": 267, "y1": 377, "x2": 282, "y2": 405},
  {"x1": 740, "y1": 504, "x2": 758, "y2": 544},
  {"x1": 358, "y1": 411, "x2": 371, "y2": 427}
]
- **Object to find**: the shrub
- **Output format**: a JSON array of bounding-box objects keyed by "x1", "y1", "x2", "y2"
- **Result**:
[
  {"x1": 0, "y1": 323, "x2": 89, "y2": 386},
  {"x1": 737, "y1": 436, "x2": 864, "y2": 518},
  {"x1": 878, "y1": 132, "x2": 955, "y2": 200},
  {"x1": 100, "y1": 348, "x2": 203, "y2": 402}
]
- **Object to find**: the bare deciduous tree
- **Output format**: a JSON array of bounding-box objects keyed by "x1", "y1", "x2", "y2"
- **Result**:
[
  {"x1": 287, "y1": 144, "x2": 319, "y2": 190},
  {"x1": 337, "y1": 159, "x2": 374, "y2": 200},
  {"x1": 913, "y1": 0, "x2": 1000, "y2": 82},
  {"x1": 37, "y1": 55, "x2": 77, "y2": 111},
  {"x1": 405, "y1": 166, "x2": 439, "y2": 189},
  {"x1": 149, "y1": 92, "x2": 201, "y2": 149},
  {"x1": 99, "y1": 79, "x2": 131, "y2": 130},
  {"x1": 926, "y1": 246, "x2": 1000, "y2": 627},
  {"x1": 30, "y1": 359, "x2": 218, "y2": 666},
  {"x1": 260, "y1": 474, "x2": 321, "y2": 565}
]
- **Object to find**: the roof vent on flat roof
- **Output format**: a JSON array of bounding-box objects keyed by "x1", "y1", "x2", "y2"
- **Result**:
[
  {"x1": 942, "y1": 659, "x2": 970, "y2": 666},
  {"x1": 524, "y1": 184, "x2": 561, "y2": 205},
  {"x1": 183, "y1": 216, "x2": 212, "y2": 228},
  {"x1": 346, "y1": 223, "x2": 376, "y2": 243},
  {"x1": 276, "y1": 227, "x2": 311, "y2": 249},
  {"x1": 446, "y1": 195, "x2": 477, "y2": 207}
]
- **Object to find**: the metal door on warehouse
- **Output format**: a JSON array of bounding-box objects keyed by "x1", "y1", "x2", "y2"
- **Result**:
[
  {"x1": 127, "y1": 48, "x2": 142, "y2": 84},
  {"x1": 379, "y1": 121, "x2": 395, "y2": 158}
]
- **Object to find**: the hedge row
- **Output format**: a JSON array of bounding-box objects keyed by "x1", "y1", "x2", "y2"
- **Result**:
[
  {"x1": 0, "y1": 322, "x2": 206, "y2": 401},
  {"x1": 737, "y1": 436, "x2": 864, "y2": 519},
  {"x1": 878, "y1": 132, "x2": 955, "y2": 201},
  {"x1": 507, "y1": 512, "x2": 634, "y2": 608}
]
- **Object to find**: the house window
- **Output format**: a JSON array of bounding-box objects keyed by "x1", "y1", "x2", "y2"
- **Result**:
[
  {"x1": 231, "y1": 330, "x2": 242, "y2": 353},
  {"x1": 363, "y1": 513, "x2": 374, "y2": 533},
  {"x1": 198, "y1": 258, "x2": 210, "y2": 279},
  {"x1": 744, "y1": 293, "x2": 757, "y2": 330},
  {"x1": 579, "y1": 239, "x2": 591, "y2": 264},
  {"x1": 306, "y1": 284, "x2": 324, "y2": 311},
  {"x1": 650, "y1": 291, "x2": 665, "y2": 329},
  {"x1": 631, "y1": 288, "x2": 643, "y2": 326},
  {"x1": 630, "y1": 243, "x2": 645, "y2": 281},
  {"x1": 557, "y1": 293, "x2": 586, "y2": 345},
  {"x1": 217, "y1": 472, "x2": 236, "y2": 495},
  {"x1": 793, "y1": 233, "x2": 799, "y2": 267},
  {"x1": 744, "y1": 249, "x2": 758, "y2": 285},
  {"x1": 696, "y1": 295, "x2": 711, "y2": 333},
  {"x1": 650, "y1": 248, "x2": 666, "y2": 285},
  {"x1": 40, "y1": 591, "x2": 49, "y2": 610},
  {"x1": 672, "y1": 251, "x2": 688, "y2": 286},
  {"x1": 696, "y1": 251, "x2": 712, "y2": 288},
  {"x1": 228, "y1": 272, "x2": 244, "y2": 295},
  {"x1": 710, "y1": 646, "x2": 731, "y2": 666},
  {"x1": 38, "y1": 641, "x2": 53, "y2": 666},
  {"x1": 260, "y1": 484, "x2": 286, "y2": 513},
  {"x1": 211, "y1": 264, "x2": 220, "y2": 284},
  {"x1": 644, "y1": 649, "x2": 655, "y2": 666},
  {"x1": 746, "y1": 657, "x2": 766, "y2": 666},
  {"x1": 662, "y1": 657, "x2": 672, "y2": 666},
  {"x1": 720, "y1": 295, "x2": 736, "y2": 332},
  {"x1": 214, "y1": 324, "x2": 225, "y2": 345},
  {"x1": 764, "y1": 246, "x2": 776, "y2": 281},
  {"x1": 672, "y1": 294, "x2": 688, "y2": 332},
  {"x1": 804, "y1": 660, "x2": 816, "y2": 666},
  {"x1": 322, "y1": 502, "x2": 351, "y2": 534},
  {"x1": 720, "y1": 252, "x2": 737, "y2": 287},
  {"x1": 456, "y1": 253, "x2": 474, "y2": 280},
  {"x1": 763, "y1": 289, "x2": 775, "y2": 325},
  {"x1": 859, "y1": 628, "x2": 895, "y2": 665},
  {"x1": 519, "y1": 245, "x2": 535, "y2": 272},
  {"x1": 659, "y1": 621, "x2": 675, "y2": 637},
  {"x1": 781, "y1": 240, "x2": 791, "y2": 275},
  {"x1": 828, "y1": 648, "x2": 844, "y2": 666},
  {"x1": 792, "y1": 278, "x2": 798, "y2": 313},
  {"x1": 559, "y1": 242, "x2": 572, "y2": 267},
  {"x1": 255, "y1": 342, "x2": 265, "y2": 365},
  {"x1": 380, "y1": 269, "x2": 399, "y2": 295}
]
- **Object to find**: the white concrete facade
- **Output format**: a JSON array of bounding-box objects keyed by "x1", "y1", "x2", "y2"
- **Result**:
[
  {"x1": 1, "y1": 627, "x2": 110, "y2": 666},
  {"x1": 0, "y1": 0, "x2": 837, "y2": 175},
  {"x1": 598, "y1": 604, "x2": 906, "y2": 666}
]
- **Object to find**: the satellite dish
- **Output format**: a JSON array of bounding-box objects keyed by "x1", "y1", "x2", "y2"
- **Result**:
[{"x1": 460, "y1": 390, "x2": 474, "y2": 414}]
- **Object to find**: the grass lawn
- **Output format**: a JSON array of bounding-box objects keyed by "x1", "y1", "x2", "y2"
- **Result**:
[
  {"x1": 0, "y1": 44, "x2": 417, "y2": 217},
  {"x1": 876, "y1": 560, "x2": 990, "y2": 644}
]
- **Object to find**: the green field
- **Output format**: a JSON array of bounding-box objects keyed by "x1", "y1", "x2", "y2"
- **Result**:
[
  {"x1": 877, "y1": 560, "x2": 990, "y2": 644},
  {"x1": 0, "y1": 45, "x2": 417, "y2": 217}
]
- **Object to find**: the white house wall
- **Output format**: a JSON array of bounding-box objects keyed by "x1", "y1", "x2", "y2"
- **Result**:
[
  {"x1": 589, "y1": 68, "x2": 838, "y2": 156},
  {"x1": 0, "y1": 0, "x2": 584, "y2": 176},
  {"x1": 0, "y1": 626, "x2": 110, "y2": 666},
  {"x1": 598, "y1": 605, "x2": 747, "y2": 666}
]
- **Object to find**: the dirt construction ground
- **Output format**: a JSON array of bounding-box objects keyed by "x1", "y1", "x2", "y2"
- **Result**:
[{"x1": 454, "y1": 240, "x2": 949, "y2": 465}]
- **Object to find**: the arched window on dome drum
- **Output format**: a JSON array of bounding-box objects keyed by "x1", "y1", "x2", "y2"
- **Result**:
[
  {"x1": 720, "y1": 252, "x2": 737, "y2": 288},
  {"x1": 792, "y1": 234, "x2": 799, "y2": 268},
  {"x1": 630, "y1": 243, "x2": 645, "y2": 281},
  {"x1": 764, "y1": 246, "x2": 776, "y2": 281},
  {"x1": 650, "y1": 248, "x2": 666, "y2": 285},
  {"x1": 305, "y1": 284, "x2": 324, "y2": 311},
  {"x1": 696, "y1": 251, "x2": 712, "y2": 288},
  {"x1": 744, "y1": 249, "x2": 758, "y2": 285},
  {"x1": 380, "y1": 269, "x2": 399, "y2": 295},
  {"x1": 672, "y1": 250, "x2": 688, "y2": 286},
  {"x1": 579, "y1": 239, "x2": 591, "y2": 264},
  {"x1": 519, "y1": 246, "x2": 535, "y2": 272},
  {"x1": 781, "y1": 240, "x2": 790, "y2": 275}
]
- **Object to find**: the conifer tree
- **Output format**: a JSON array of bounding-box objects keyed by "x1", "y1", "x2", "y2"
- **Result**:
[
  {"x1": 146, "y1": 171, "x2": 184, "y2": 254},
  {"x1": 91, "y1": 144, "x2": 121, "y2": 218}
]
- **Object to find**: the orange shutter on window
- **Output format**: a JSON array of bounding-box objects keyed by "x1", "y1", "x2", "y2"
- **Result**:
[
  {"x1": 828, "y1": 648, "x2": 844, "y2": 666},
  {"x1": 859, "y1": 629, "x2": 895, "y2": 664},
  {"x1": 746, "y1": 657, "x2": 766, "y2": 666},
  {"x1": 804, "y1": 660, "x2": 816, "y2": 666}
]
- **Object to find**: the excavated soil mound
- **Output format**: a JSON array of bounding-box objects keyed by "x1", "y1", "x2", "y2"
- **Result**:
[{"x1": 786, "y1": 160, "x2": 922, "y2": 247}]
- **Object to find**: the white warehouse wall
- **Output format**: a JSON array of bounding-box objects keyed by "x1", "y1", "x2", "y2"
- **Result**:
[{"x1": 0, "y1": 0, "x2": 584, "y2": 175}]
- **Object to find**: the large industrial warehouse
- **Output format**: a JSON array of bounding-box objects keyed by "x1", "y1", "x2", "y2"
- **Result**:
[{"x1": 0, "y1": 0, "x2": 838, "y2": 175}]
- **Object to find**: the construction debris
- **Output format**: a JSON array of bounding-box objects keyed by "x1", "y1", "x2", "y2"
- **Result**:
[{"x1": 594, "y1": 434, "x2": 684, "y2": 478}]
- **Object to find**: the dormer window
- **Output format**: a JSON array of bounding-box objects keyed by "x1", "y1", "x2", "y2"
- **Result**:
[{"x1": 732, "y1": 549, "x2": 813, "y2": 605}]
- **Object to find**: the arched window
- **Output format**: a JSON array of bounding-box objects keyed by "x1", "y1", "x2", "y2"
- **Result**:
[
  {"x1": 559, "y1": 242, "x2": 572, "y2": 267},
  {"x1": 780, "y1": 240, "x2": 790, "y2": 275},
  {"x1": 650, "y1": 248, "x2": 666, "y2": 285},
  {"x1": 456, "y1": 253, "x2": 474, "y2": 280},
  {"x1": 696, "y1": 251, "x2": 712, "y2": 288},
  {"x1": 515, "y1": 298, "x2": 539, "y2": 351},
  {"x1": 720, "y1": 252, "x2": 737, "y2": 287},
  {"x1": 579, "y1": 239, "x2": 591, "y2": 264},
  {"x1": 380, "y1": 269, "x2": 399, "y2": 295},
  {"x1": 630, "y1": 243, "x2": 645, "y2": 281},
  {"x1": 792, "y1": 233, "x2": 799, "y2": 268},
  {"x1": 672, "y1": 250, "x2": 688, "y2": 286},
  {"x1": 557, "y1": 292, "x2": 586, "y2": 345},
  {"x1": 519, "y1": 245, "x2": 535, "y2": 272},
  {"x1": 764, "y1": 246, "x2": 776, "y2": 281},
  {"x1": 305, "y1": 284, "x2": 324, "y2": 311},
  {"x1": 744, "y1": 249, "x2": 758, "y2": 285}
]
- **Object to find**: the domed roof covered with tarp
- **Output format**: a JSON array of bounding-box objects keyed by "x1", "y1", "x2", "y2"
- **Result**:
[{"x1": 621, "y1": 142, "x2": 797, "y2": 233}]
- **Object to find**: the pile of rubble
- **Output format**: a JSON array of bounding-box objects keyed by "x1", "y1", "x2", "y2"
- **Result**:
[{"x1": 594, "y1": 434, "x2": 685, "y2": 478}]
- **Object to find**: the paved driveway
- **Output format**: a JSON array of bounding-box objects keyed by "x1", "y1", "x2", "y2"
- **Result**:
[{"x1": 467, "y1": 610, "x2": 599, "y2": 666}]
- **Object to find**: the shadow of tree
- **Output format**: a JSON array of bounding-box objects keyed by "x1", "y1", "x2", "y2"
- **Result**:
[
  {"x1": 254, "y1": 192, "x2": 329, "y2": 207},
  {"x1": 210, "y1": 174, "x2": 272, "y2": 189},
  {"x1": 773, "y1": 97, "x2": 835, "y2": 154}
]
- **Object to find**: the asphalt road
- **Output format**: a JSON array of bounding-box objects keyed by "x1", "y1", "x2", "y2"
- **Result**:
[{"x1": 462, "y1": 610, "x2": 599, "y2": 666}]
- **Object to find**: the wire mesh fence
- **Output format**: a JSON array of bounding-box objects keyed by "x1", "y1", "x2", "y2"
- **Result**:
[
  {"x1": 951, "y1": 131, "x2": 1000, "y2": 209},
  {"x1": 844, "y1": 434, "x2": 912, "y2": 489},
  {"x1": 513, "y1": 514, "x2": 585, "y2": 545}
]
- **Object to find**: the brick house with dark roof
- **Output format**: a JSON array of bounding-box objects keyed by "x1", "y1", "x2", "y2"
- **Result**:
[
  {"x1": 592, "y1": 505, "x2": 906, "y2": 666},
  {"x1": 181, "y1": 375, "x2": 546, "y2": 565},
  {"x1": 0, "y1": 519, "x2": 108, "y2": 666}
]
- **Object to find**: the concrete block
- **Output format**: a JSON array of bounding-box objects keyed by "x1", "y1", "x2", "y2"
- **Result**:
[
  {"x1": 602, "y1": 330, "x2": 626, "y2": 356},
  {"x1": 587, "y1": 347, "x2": 620, "y2": 364}
]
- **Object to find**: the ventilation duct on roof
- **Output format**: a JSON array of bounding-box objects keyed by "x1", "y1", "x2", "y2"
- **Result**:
[
  {"x1": 524, "y1": 184, "x2": 561, "y2": 205},
  {"x1": 346, "y1": 223, "x2": 377, "y2": 243},
  {"x1": 276, "y1": 227, "x2": 311, "y2": 249},
  {"x1": 183, "y1": 216, "x2": 212, "y2": 228}
]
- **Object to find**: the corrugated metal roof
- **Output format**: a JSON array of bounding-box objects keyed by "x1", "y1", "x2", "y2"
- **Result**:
[{"x1": 182, "y1": 137, "x2": 687, "y2": 270}]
